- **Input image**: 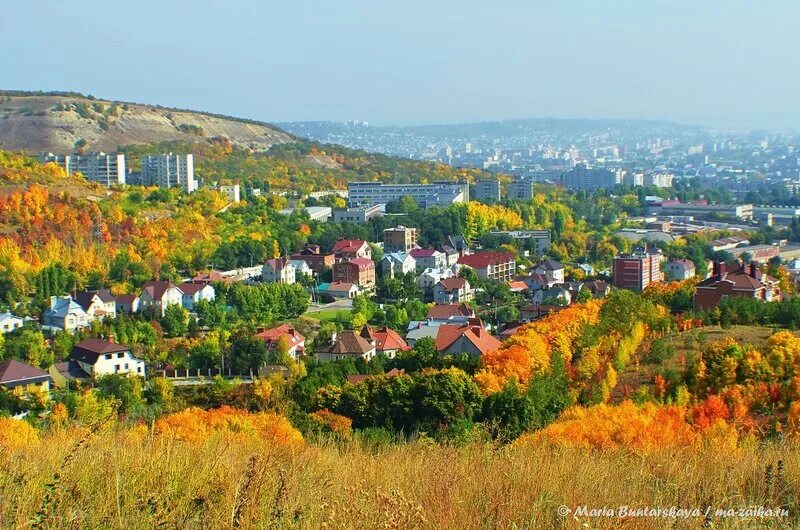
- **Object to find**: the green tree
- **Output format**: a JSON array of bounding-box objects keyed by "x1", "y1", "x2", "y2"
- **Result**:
[{"x1": 161, "y1": 304, "x2": 189, "y2": 337}]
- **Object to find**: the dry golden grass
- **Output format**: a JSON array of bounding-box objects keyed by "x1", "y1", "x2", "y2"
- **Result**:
[{"x1": 1, "y1": 426, "x2": 799, "y2": 529}]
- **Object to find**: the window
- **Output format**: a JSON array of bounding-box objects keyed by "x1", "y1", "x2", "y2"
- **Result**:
[
  {"x1": 114, "y1": 365, "x2": 120, "y2": 372},
  {"x1": 104, "y1": 354, "x2": 112, "y2": 360},
  {"x1": 137, "y1": 366, "x2": 142, "y2": 373},
  {"x1": 124, "y1": 363, "x2": 129, "y2": 370},
  {"x1": 117, "y1": 352, "x2": 124, "y2": 358}
]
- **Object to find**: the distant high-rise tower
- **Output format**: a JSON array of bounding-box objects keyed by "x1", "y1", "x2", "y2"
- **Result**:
[{"x1": 141, "y1": 154, "x2": 196, "y2": 193}]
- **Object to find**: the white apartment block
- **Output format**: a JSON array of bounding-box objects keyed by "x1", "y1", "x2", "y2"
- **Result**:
[
  {"x1": 40, "y1": 152, "x2": 126, "y2": 187},
  {"x1": 348, "y1": 181, "x2": 469, "y2": 208},
  {"x1": 141, "y1": 154, "x2": 197, "y2": 193}
]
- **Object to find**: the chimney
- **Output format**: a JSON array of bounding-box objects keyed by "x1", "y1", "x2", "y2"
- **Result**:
[
  {"x1": 330, "y1": 331, "x2": 337, "y2": 344},
  {"x1": 749, "y1": 263, "x2": 758, "y2": 278}
]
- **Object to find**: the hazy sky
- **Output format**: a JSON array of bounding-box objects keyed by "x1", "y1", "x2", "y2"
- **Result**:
[{"x1": 2, "y1": 1, "x2": 798, "y2": 129}]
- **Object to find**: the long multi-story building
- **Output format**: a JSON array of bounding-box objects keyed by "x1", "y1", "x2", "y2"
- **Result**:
[
  {"x1": 508, "y1": 177, "x2": 535, "y2": 200},
  {"x1": 474, "y1": 179, "x2": 501, "y2": 202},
  {"x1": 383, "y1": 226, "x2": 418, "y2": 253},
  {"x1": 348, "y1": 181, "x2": 468, "y2": 208},
  {"x1": 141, "y1": 154, "x2": 196, "y2": 193},
  {"x1": 612, "y1": 247, "x2": 664, "y2": 292},
  {"x1": 561, "y1": 165, "x2": 619, "y2": 190},
  {"x1": 659, "y1": 202, "x2": 754, "y2": 221},
  {"x1": 40, "y1": 152, "x2": 126, "y2": 187}
]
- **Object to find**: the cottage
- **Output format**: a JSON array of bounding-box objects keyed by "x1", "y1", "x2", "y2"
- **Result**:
[
  {"x1": 664, "y1": 259, "x2": 696, "y2": 281},
  {"x1": 74, "y1": 289, "x2": 117, "y2": 321},
  {"x1": 332, "y1": 239, "x2": 371, "y2": 260},
  {"x1": 255, "y1": 324, "x2": 306, "y2": 360},
  {"x1": 533, "y1": 260, "x2": 565, "y2": 284},
  {"x1": 359, "y1": 326, "x2": 410, "y2": 358},
  {"x1": 324, "y1": 281, "x2": 359, "y2": 299},
  {"x1": 317, "y1": 330, "x2": 377, "y2": 362},
  {"x1": 433, "y1": 278, "x2": 474, "y2": 304},
  {"x1": 381, "y1": 252, "x2": 416, "y2": 279},
  {"x1": 435, "y1": 320, "x2": 501, "y2": 357},
  {"x1": 71, "y1": 338, "x2": 146, "y2": 377},
  {"x1": 178, "y1": 282, "x2": 216, "y2": 311},
  {"x1": 262, "y1": 258, "x2": 296, "y2": 284},
  {"x1": 49, "y1": 360, "x2": 91, "y2": 388},
  {"x1": 0, "y1": 359, "x2": 52, "y2": 396},
  {"x1": 139, "y1": 281, "x2": 183, "y2": 317},
  {"x1": 0, "y1": 312, "x2": 24, "y2": 334},
  {"x1": 289, "y1": 259, "x2": 314, "y2": 278},
  {"x1": 115, "y1": 294, "x2": 141, "y2": 314},
  {"x1": 426, "y1": 303, "x2": 476, "y2": 323},
  {"x1": 42, "y1": 295, "x2": 90, "y2": 333}
]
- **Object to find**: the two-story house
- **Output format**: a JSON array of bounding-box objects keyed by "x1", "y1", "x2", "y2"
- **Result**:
[
  {"x1": 332, "y1": 239, "x2": 371, "y2": 260},
  {"x1": 532, "y1": 260, "x2": 565, "y2": 285},
  {"x1": 178, "y1": 282, "x2": 216, "y2": 311},
  {"x1": 42, "y1": 295, "x2": 90, "y2": 333},
  {"x1": 139, "y1": 281, "x2": 183, "y2": 317},
  {"x1": 262, "y1": 258, "x2": 296, "y2": 284},
  {"x1": 381, "y1": 252, "x2": 416, "y2": 279},
  {"x1": 290, "y1": 244, "x2": 335, "y2": 275},
  {"x1": 75, "y1": 289, "x2": 117, "y2": 321},
  {"x1": 70, "y1": 338, "x2": 146, "y2": 378},
  {"x1": 410, "y1": 248, "x2": 446, "y2": 271},
  {"x1": 255, "y1": 324, "x2": 306, "y2": 360},
  {"x1": 433, "y1": 278, "x2": 474, "y2": 304}
]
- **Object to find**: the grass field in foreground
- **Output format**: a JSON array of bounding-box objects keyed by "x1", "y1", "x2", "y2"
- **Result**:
[
  {"x1": 1, "y1": 428, "x2": 797, "y2": 529},
  {"x1": 303, "y1": 308, "x2": 352, "y2": 323}
]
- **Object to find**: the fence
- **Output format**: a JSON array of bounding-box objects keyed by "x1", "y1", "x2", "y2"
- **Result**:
[{"x1": 155, "y1": 367, "x2": 255, "y2": 380}]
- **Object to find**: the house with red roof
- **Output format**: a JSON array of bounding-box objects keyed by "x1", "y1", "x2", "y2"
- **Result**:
[
  {"x1": 332, "y1": 239, "x2": 371, "y2": 260},
  {"x1": 359, "y1": 326, "x2": 411, "y2": 358},
  {"x1": 139, "y1": 280, "x2": 183, "y2": 317},
  {"x1": 290, "y1": 244, "x2": 335, "y2": 275},
  {"x1": 178, "y1": 282, "x2": 216, "y2": 311},
  {"x1": 333, "y1": 257, "x2": 375, "y2": 290},
  {"x1": 410, "y1": 248, "x2": 446, "y2": 271},
  {"x1": 426, "y1": 303, "x2": 476, "y2": 322},
  {"x1": 433, "y1": 277, "x2": 474, "y2": 304},
  {"x1": 115, "y1": 294, "x2": 141, "y2": 314},
  {"x1": 457, "y1": 251, "x2": 516, "y2": 282},
  {"x1": 255, "y1": 324, "x2": 306, "y2": 360},
  {"x1": 434, "y1": 320, "x2": 502, "y2": 357},
  {"x1": 694, "y1": 260, "x2": 781, "y2": 310},
  {"x1": 0, "y1": 359, "x2": 53, "y2": 396}
]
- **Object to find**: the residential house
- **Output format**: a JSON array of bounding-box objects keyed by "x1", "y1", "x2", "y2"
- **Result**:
[
  {"x1": 507, "y1": 280, "x2": 529, "y2": 293},
  {"x1": 71, "y1": 338, "x2": 146, "y2": 377},
  {"x1": 359, "y1": 325, "x2": 410, "y2": 358},
  {"x1": 410, "y1": 248, "x2": 446, "y2": 271},
  {"x1": 416, "y1": 267, "x2": 457, "y2": 292},
  {"x1": 444, "y1": 234, "x2": 470, "y2": 256},
  {"x1": 525, "y1": 272, "x2": 552, "y2": 291},
  {"x1": 290, "y1": 244, "x2": 335, "y2": 275},
  {"x1": 74, "y1": 289, "x2": 117, "y2": 321},
  {"x1": 532, "y1": 285, "x2": 572, "y2": 306},
  {"x1": 381, "y1": 252, "x2": 416, "y2": 279},
  {"x1": 582, "y1": 280, "x2": 611, "y2": 299},
  {"x1": 383, "y1": 226, "x2": 418, "y2": 253},
  {"x1": 255, "y1": 324, "x2": 306, "y2": 360},
  {"x1": 433, "y1": 278, "x2": 474, "y2": 304},
  {"x1": 42, "y1": 295, "x2": 90, "y2": 333},
  {"x1": 317, "y1": 329, "x2": 377, "y2": 362},
  {"x1": 262, "y1": 258, "x2": 296, "y2": 285},
  {"x1": 0, "y1": 359, "x2": 52, "y2": 396},
  {"x1": 140, "y1": 281, "x2": 183, "y2": 317},
  {"x1": 694, "y1": 261, "x2": 782, "y2": 310},
  {"x1": 426, "y1": 303, "x2": 476, "y2": 323},
  {"x1": 439, "y1": 245, "x2": 460, "y2": 267},
  {"x1": 289, "y1": 259, "x2": 314, "y2": 278},
  {"x1": 323, "y1": 282, "x2": 359, "y2": 299},
  {"x1": 332, "y1": 239, "x2": 371, "y2": 260},
  {"x1": 578, "y1": 263, "x2": 595, "y2": 276},
  {"x1": 178, "y1": 282, "x2": 216, "y2": 311},
  {"x1": 49, "y1": 360, "x2": 91, "y2": 388},
  {"x1": 115, "y1": 294, "x2": 140, "y2": 314},
  {"x1": 191, "y1": 270, "x2": 228, "y2": 284},
  {"x1": 435, "y1": 320, "x2": 502, "y2": 357},
  {"x1": 664, "y1": 259, "x2": 696, "y2": 281},
  {"x1": 457, "y1": 252, "x2": 516, "y2": 282},
  {"x1": 533, "y1": 260, "x2": 565, "y2": 284},
  {"x1": 0, "y1": 312, "x2": 24, "y2": 334},
  {"x1": 333, "y1": 258, "x2": 375, "y2": 290}
]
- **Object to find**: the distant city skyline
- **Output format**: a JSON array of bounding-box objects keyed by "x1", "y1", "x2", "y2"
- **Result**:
[{"x1": 2, "y1": 1, "x2": 799, "y2": 131}]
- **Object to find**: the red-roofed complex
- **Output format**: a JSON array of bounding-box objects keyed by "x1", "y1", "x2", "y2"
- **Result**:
[
  {"x1": 694, "y1": 261, "x2": 781, "y2": 310},
  {"x1": 457, "y1": 251, "x2": 516, "y2": 282}
]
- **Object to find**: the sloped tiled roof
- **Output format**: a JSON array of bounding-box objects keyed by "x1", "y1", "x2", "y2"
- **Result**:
[
  {"x1": 321, "y1": 330, "x2": 375, "y2": 355},
  {"x1": 370, "y1": 326, "x2": 410, "y2": 352},
  {"x1": 71, "y1": 339, "x2": 132, "y2": 365},
  {"x1": 332, "y1": 239, "x2": 367, "y2": 254},
  {"x1": 458, "y1": 251, "x2": 514, "y2": 268},
  {"x1": 74, "y1": 289, "x2": 115, "y2": 311},
  {"x1": 141, "y1": 280, "x2": 178, "y2": 301},
  {"x1": 427, "y1": 303, "x2": 474, "y2": 320},
  {"x1": 410, "y1": 248, "x2": 439, "y2": 258},
  {"x1": 536, "y1": 259, "x2": 564, "y2": 271},
  {"x1": 178, "y1": 282, "x2": 208, "y2": 295},
  {"x1": 255, "y1": 324, "x2": 305, "y2": 348},
  {"x1": 696, "y1": 261, "x2": 773, "y2": 291},
  {"x1": 435, "y1": 322, "x2": 501, "y2": 355},
  {"x1": 345, "y1": 258, "x2": 374, "y2": 271},
  {"x1": 438, "y1": 277, "x2": 467, "y2": 291},
  {"x1": 0, "y1": 359, "x2": 51, "y2": 387}
]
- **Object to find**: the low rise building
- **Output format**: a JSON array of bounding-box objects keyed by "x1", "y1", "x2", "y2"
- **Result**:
[
  {"x1": 332, "y1": 204, "x2": 383, "y2": 223},
  {"x1": 262, "y1": 258, "x2": 296, "y2": 284},
  {"x1": 42, "y1": 296, "x2": 90, "y2": 333},
  {"x1": 0, "y1": 312, "x2": 24, "y2": 334},
  {"x1": 433, "y1": 278, "x2": 474, "y2": 304},
  {"x1": 410, "y1": 248, "x2": 446, "y2": 271},
  {"x1": 381, "y1": 252, "x2": 416, "y2": 279},
  {"x1": 255, "y1": 324, "x2": 306, "y2": 360},
  {"x1": 664, "y1": 259, "x2": 696, "y2": 281},
  {"x1": 383, "y1": 226, "x2": 418, "y2": 253},
  {"x1": 694, "y1": 261, "x2": 781, "y2": 310},
  {"x1": 458, "y1": 251, "x2": 516, "y2": 282},
  {"x1": 333, "y1": 258, "x2": 375, "y2": 290},
  {"x1": 71, "y1": 339, "x2": 146, "y2": 378},
  {"x1": 0, "y1": 360, "x2": 52, "y2": 396}
]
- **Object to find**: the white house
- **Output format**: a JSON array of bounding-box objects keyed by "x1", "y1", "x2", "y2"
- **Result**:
[
  {"x1": 664, "y1": 259, "x2": 696, "y2": 281},
  {"x1": 289, "y1": 259, "x2": 314, "y2": 278},
  {"x1": 139, "y1": 281, "x2": 183, "y2": 317},
  {"x1": 410, "y1": 248, "x2": 447, "y2": 271},
  {"x1": 70, "y1": 338, "x2": 146, "y2": 378},
  {"x1": 42, "y1": 296, "x2": 90, "y2": 333},
  {"x1": 262, "y1": 258, "x2": 296, "y2": 284},
  {"x1": 416, "y1": 267, "x2": 457, "y2": 291},
  {"x1": 533, "y1": 260, "x2": 565, "y2": 284},
  {"x1": 115, "y1": 294, "x2": 141, "y2": 314},
  {"x1": 178, "y1": 283, "x2": 216, "y2": 311},
  {"x1": 74, "y1": 289, "x2": 117, "y2": 321},
  {"x1": 433, "y1": 277, "x2": 474, "y2": 304},
  {"x1": 0, "y1": 312, "x2": 24, "y2": 334},
  {"x1": 381, "y1": 252, "x2": 417, "y2": 278}
]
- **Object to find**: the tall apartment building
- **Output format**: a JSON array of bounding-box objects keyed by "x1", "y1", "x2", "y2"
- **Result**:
[
  {"x1": 348, "y1": 181, "x2": 469, "y2": 209},
  {"x1": 383, "y1": 226, "x2": 418, "y2": 253},
  {"x1": 40, "y1": 152, "x2": 126, "y2": 187},
  {"x1": 645, "y1": 173, "x2": 674, "y2": 188},
  {"x1": 141, "y1": 154, "x2": 197, "y2": 193},
  {"x1": 612, "y1": 247, "x2": 664, "y2": 292},
  {"x1": 509, "y1": 177, "x2": 535, "y2": 200},
  {"x1": 474, "y1": 179, "x2": 501, "y2": 202},
  {"x1": 561, "y1": 165, "x2": 619, "y2": 190}
]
